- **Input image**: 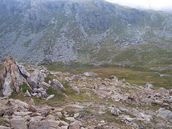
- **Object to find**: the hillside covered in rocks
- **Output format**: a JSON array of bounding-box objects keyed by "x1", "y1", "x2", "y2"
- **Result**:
[
  {"x1": 0, "y1": 0, "x2": 172, "y2": 66},
  {"x1": 0, "y1": 57, "x2": 171, "y2": 129}
]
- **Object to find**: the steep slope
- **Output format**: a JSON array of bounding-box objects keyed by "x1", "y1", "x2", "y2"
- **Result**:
[{"x1": 0, "y1": 0, "x2": 172, "y2": 66}]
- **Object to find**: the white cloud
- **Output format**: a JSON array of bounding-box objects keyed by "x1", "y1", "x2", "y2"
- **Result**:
[{"x1": 105, "y1": 0, "x2": 172, "y2": 10}]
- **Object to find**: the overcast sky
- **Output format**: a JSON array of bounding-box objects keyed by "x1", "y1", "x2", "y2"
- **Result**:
[{"x1": 105, "y1": 0, "x2": 172, "y2": 10}]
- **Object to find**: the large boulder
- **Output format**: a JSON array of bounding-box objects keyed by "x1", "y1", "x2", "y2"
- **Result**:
[
  {"x1": 68, "y1": 121, "x2": 82, "y2": 129},
  {"x1": 2, "y1": 73, "x2": 13, "y2": 97},
  {"x1": 1, "y1": 56, "x2": 25, "y2": 96},
  {"x1": 50, "y1": 79, "x2": 65, "y2": 91},
  {"x1": 157, "y1": 108, "x2": 172, "y2": 122},
  {"x1": 10, "y1": 117, "x2": 27, "y2": 129},
  {"x1": 17, "y1": 64, "x2": 30, "y2": 79},
  {"x1": 27, "y1": 70, "x2": 45, "y2": 89}
]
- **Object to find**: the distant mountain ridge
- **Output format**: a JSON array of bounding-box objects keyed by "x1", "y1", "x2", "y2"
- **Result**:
[{"x1": 0, "y1": 0, "x2": 172, "y2": 66}]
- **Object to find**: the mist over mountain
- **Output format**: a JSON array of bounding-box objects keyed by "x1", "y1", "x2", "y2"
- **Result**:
[{"x1": 0, "y1": 0, "x2": 172, "y2": 66}]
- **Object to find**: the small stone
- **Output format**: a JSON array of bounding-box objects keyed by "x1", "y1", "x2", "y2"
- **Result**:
[
  {"x1": 4, "y1": 108, "x2": 13, "y2": 116},
  {"x1": 13, "y1": 111, "x2": 32, "y2": 116},
  {"x1": 144, "y1": 83, "x2": 154, "y2": 89},
  {"x1": 41, "y1": 109, "x2": 50, "y2": 117},
  {"x1": 0, "y1": 109, "x2": 5, "y2": 117},
  {"x1": 121, "y1": 115, "x2": 135, "y2": 122},
  {"x1": 74, "y1": 113, "x2": 80, "y2": 118},
  {"x1": 61, "y1": 126, "x2": 68, "y2": 129},
  {"x1": 59, "y1": 120, "x2": 69, "y2": 126},
  {"x1": 83, "y1": 72, "x2": 97, "y2": 77},
  {"x1": 72, "y1": 86, "x2": 80, "y2": 95},
  {"x1": 68, "y1": 121, "x2": 81, "y2": 129},
  {"x1": 50, "y1": 79, "x2": 65, "y2": 91},
  {"x1": 41, "y1": 82, "x2": 51, "y2": 89},
  {"x1": 46, "y1": 94, "x2": 55, "y2": 101},
  {"x1": 25, "y1": 90, "x2": 31, "y2": 97},
  {"x1": 111, "y1": 107, "x2": 121, "y2": 116},
  {"x1": 30, "y1": 116, "x2": 44, "y2": 122},
  {"x1": 56, "y1": 112, "x2": 63, "y2": 118},
  {"x1": 46, "y1": 115, "x2": 56, "y2": 120},
  {"x1": 137, "y1": 113, "x2": 152, "y2": 122},
  {"x1": 65, "y1": 117, "x2": 75, "y2": 122},
  {"x1": 31, "y1": 93, "x2": 37, "y2": 96},
  {"x1": 165, "y1": 96, "x2": 172, "y2": 103}
]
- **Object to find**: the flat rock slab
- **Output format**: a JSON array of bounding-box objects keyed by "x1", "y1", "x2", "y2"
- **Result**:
[
  {"x1": 0, "y1": 126, "x2": 11, "y2": 129},
  {"x1": 29, "y1": 120, "x2": 60, "y2": 129},
  {"x1": 10, "y1": 117, "x2": 27, "y2": 129}
]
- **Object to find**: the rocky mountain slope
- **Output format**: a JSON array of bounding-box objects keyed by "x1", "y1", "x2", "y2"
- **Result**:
[
  {"x1": 0, "y1": 0, "x2": 172, "y2": 65},
  {"x1": 0, "y1": 57, "x2": 171, "y2": 129}
]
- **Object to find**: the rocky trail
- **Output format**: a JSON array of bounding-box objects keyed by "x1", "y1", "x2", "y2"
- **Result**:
[{"x1": 0, "y1": 57, "x2": 171, "y2": 129}]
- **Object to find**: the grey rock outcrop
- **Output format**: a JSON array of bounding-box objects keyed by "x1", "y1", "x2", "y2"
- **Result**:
[
  {"x1": 0, "y1": 57, "x2": 64, "y2": 99},
  {"x1": 1, "y1": 56, "x2": 26, "y2": 96}
]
